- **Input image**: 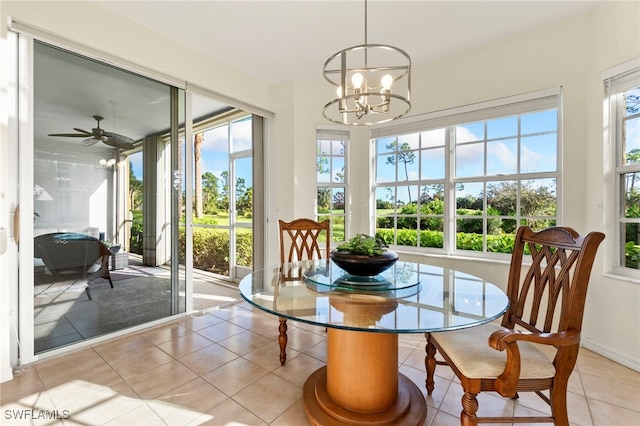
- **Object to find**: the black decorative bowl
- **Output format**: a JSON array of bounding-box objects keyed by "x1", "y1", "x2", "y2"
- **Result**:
[{"x1": 330, "y1": 249, "x2": 399, "y2": 277}]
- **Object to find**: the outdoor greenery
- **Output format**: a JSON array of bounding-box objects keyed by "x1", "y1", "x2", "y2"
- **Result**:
[
  {"x1": 376, "y1": 183, "x2": 557, "y2": 247},
  {"x1": 316, "y1": 140, "x2": 347, "y2": 242},
  {"x1": 375, "y1": 141, "x2": 558, "y2": 253},
  {"x1": 375, "y1": 228, "x2": 518, "y2": 253},
  {"x1": 621, "y1": 93, "x2": 640, "y2": 268},
  {"x1": 177, "y1": 227, "x2": 252, "y2": 275},
  {"x1": 129, "y1": 211, "x2": 143, "y2": 255},
  {"x1": 623, "y1": 147, "x2": 640, "y2": 268},
  {"x1": 196, "y1": 171, "x2": 253, "y2": 218}
]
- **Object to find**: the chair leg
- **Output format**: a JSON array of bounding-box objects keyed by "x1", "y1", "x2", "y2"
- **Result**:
[
  {"x1": 425, "y1": 333, "x2": 437, "y2": 395},
  {"x1": 100, "y1": 255, "x2": 114, "y2": 288},
  {"x1": 461, "y1": 391, "x2": 479, "y2": 426},
  {"x1": 278, "y1": 317, "x2": 288, "y2": 365},
  {"x1": 550, "y1": 381, "x2": 570, "y2": 426}
]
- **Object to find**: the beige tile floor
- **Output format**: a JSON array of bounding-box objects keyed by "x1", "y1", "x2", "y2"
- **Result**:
[{"x1": 2, "y1": 300, "x2": 639, "y2": 426}]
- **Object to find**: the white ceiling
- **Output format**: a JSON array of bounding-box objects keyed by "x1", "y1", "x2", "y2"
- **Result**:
[
  {"x1": 93, "y1": 0, "x2": 603, "y2": 84},
  {"x1": 36, "y1": 0, "x2": 604, "y2": 152}
]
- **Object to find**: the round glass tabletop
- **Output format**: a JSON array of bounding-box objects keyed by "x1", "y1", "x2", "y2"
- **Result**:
[{"x1": 239, "y1": 259, "x2": 509, "y2": 333}]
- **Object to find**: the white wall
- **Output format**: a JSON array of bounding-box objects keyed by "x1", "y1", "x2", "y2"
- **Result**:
[
  {"x1": 1, "y1": 0, "x2": 638, "y2": 381},
  {"x1": 275, "y1": 1, "x2": 640, "y2": 369}
]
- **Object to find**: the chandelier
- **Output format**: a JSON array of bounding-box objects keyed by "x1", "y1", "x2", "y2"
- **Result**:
[{"x1": 323, "y1": 0, "x2": 411, "y2": 126}]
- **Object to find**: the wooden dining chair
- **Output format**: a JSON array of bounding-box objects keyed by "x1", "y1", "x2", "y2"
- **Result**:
[
  {"x1": 425, "y1": 226, "x2": 604, "y2": 426},
  {"x1": 277, "y1": 218, "x2": 330, "y2": 365}
]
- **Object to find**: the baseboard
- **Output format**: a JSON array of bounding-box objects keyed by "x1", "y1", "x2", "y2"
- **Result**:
[
  {"x1": 582, "y1": 337, "x2": 640, "y2": 372},
  {"x1": 0, "y1": 366, "x2": 14, "y2": 383}
]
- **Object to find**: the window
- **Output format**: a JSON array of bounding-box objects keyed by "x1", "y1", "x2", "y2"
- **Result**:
[
  {"x1": 373, "y1": 90, "x2": 560, "y2": 255},
  {"x1": 605, "y1": 63, "x2": 640, "y2": 272},
  {"x1": 317, "y1": 129, "x2": 348, "y2": 242}
]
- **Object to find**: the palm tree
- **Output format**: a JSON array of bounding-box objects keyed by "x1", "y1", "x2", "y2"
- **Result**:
[
  {"x1": 194, "y1": 133, "x2": 203, "y2": 218},
  {"x1": 386, "y1": 141, "x2": 416, "y2": 203}
]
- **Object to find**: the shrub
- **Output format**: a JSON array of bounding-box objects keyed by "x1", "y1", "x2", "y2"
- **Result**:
[
  {"x1": 375, "y1": 229, "x2": 395, "y2": 246},
  {"x1": 487, "y1": 233, "x2": 516, "y2": 253},
  {"x1": 396, "y1": 229, "x2": 418, "y2": 246},
  {"x1": 456, "y1": 232, "x2": 484, "y2": 251},
  {"x1": 421, "y1": 231, "x2": 444, "y2": 248},
  {"x1": 178, "y1": 228, "x2": 253, "y2": 275},
  {"x1": 129, "y1": 211, "x2": 143, "y2": 254},
  {"x1": 193, "y1": 216, "x2": 219, "y2": 226}
]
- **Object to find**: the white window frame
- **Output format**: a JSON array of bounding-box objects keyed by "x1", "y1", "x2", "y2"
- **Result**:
[
  {"x1": 603, "y1": 59, "x2": 640, "y2": 279},
  {"x1": 372, "y1": 88, "x2": 562, "y2": 257}
]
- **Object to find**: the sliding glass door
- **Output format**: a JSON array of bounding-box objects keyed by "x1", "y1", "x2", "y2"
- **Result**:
[
  {"x1": 30, "y1": 40, "x2": 185, "y2": 353},
  {"x1": 11, "y1": 31, "x2": 263, "y2": 361}
]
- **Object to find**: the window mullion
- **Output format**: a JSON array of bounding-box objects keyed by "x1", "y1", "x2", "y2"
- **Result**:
[{"x1": 445, "y1": 126, "x2": 455, "y2": 254}]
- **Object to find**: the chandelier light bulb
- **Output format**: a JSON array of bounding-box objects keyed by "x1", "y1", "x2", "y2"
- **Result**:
[
  {"x1": 99, "y1": 159, "x2": 107, "y2": 166},
  {"x1": 337, "y1": 86, "x2": 343, "y2": 97},
  {"x1": 351, "y1": 72, "x2": 364, "y2": 89},
  {"x1": 381, "y1": 74, "x2": 393, "y2": 90}
]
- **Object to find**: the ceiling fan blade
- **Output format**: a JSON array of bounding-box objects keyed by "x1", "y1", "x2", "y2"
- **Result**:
[
  {"x1": 48, "y1": 133, "x2": 89, "y2": 137},
  {"x1": 49, "y1": 117, "x2": 135, "y2": 150},
  {"x1": 81, "y1": 137, "x2": 100, "y2": 147},
  {"x1": 103, "y1": 132, "x2": 135, "y2": 150}
]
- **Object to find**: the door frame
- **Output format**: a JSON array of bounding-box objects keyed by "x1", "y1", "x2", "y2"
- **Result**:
[{"x1": 13, "y1": 32, "x2": 193, "y2": 363}]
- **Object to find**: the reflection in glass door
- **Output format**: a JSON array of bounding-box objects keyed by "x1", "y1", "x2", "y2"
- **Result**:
[{"x1": 31, "y1": 40, "x2": 184, "y2": 354}]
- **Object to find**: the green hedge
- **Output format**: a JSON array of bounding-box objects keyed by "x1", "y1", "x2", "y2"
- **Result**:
[
  {"x1": 178, "y1": 228, "x2": 253, "y2": 275},
  {"x1": 375, "y1": 229, "x2": 516, "y2": 254}
]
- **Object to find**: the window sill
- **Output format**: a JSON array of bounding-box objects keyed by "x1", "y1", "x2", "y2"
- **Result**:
[
  {"x1": 393, "y1": 248, "x2": 512, "y2": 267},
  {"x1": 602, "y1": 272, "x2": 640, "y2": 285}
]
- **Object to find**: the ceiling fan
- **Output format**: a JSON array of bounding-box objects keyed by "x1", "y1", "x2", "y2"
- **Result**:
[{"x1": 48, "y1": 115, "x2": 135, "y2": 150}]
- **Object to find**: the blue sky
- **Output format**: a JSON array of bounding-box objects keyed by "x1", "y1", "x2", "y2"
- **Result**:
[
  {"x1": 626, "y1": 88, "x2": 640, "y2": 162},
  {"x1": 129, "y1": 117, "x2": 253, "y2": 189},
  {"x1": 375, "y1": 109, "x2": 558, "y2": 203}
]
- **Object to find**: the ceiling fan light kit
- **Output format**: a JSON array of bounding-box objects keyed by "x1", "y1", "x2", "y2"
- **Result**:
[{"x1": 323, "y1": 0, "x2": 411, "y2": 126}]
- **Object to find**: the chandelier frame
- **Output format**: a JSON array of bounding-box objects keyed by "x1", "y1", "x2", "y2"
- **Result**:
[{"x1": 322, "y1": 1, "x2": 411, "y2": 126}]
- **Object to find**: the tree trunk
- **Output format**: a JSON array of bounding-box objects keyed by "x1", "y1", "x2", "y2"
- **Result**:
[{"x1": 195, "y1": 133, "x2": 203, "y2": 218}]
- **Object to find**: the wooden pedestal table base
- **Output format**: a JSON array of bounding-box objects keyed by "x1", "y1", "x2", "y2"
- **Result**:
[{"x1": 303, "y1": 328, "x2": 426, "y2": 425}]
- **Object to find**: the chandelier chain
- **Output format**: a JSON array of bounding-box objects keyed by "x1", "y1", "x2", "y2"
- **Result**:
[{"x1": 364, "y1": 0, "x2": 368, "y2": 45}]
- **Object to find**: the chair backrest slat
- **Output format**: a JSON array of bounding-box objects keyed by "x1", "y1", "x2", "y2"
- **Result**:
[
  {"x1": 503, "y1": 226, "x2": 604, "y2": 339},
  {"x1": 279, "y1": 218, "x2": 331, "y2": 263}
]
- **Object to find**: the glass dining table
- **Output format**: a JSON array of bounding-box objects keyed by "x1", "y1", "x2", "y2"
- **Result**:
[{"x1": 239, "y1": 259, "x2": 509, "y2": 425}]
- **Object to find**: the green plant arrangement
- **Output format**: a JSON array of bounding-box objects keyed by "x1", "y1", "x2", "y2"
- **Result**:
[
  {"x1": 331, "y1": 234, "x2": 398, "y2": 276},
  {"x1": 335, "y1": 234, "x2": 389, "y2": 256}
]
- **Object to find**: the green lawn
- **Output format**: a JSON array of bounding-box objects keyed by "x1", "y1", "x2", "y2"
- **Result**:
[{"x1": 192, "y1": 213, "x2": 252, "y2": 226}]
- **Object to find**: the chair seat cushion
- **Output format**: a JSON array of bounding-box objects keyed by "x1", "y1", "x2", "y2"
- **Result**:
[{"x1": 431, "y1": 323, "x2": 556, "y2": 380}]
